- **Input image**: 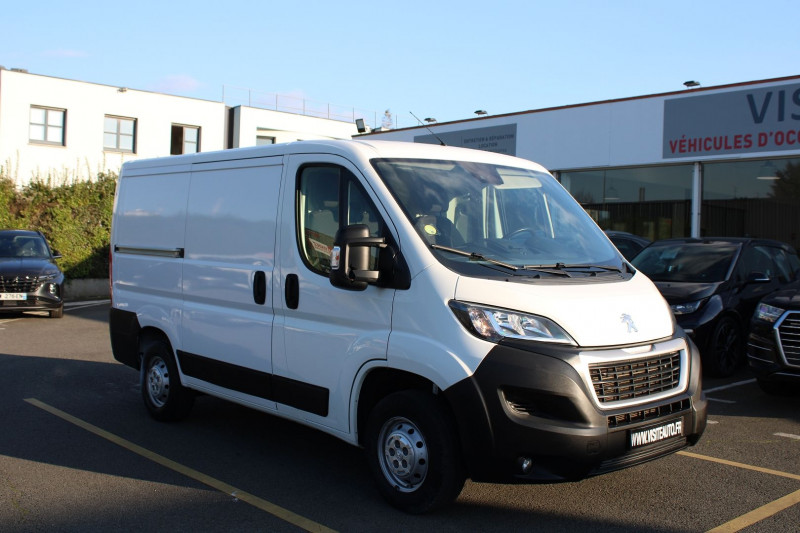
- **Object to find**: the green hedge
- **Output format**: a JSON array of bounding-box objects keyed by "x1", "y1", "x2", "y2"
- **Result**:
[{"x1": 0, "y1": 173, "x2": 117, "y2": 279}]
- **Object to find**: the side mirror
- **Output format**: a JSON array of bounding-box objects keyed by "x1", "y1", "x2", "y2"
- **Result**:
[
  {"x1": 330, "y1": 224, "x2": 386, "y2": 291},
  {"x1": 52, "y1": 250, "x2": 62, "y2": 259}
]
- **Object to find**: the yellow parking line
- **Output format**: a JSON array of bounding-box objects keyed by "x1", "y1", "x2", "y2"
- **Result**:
[
  {"x1": 24, "y1": 398, "x2": 337, "y2": 533},
  {"x1": 705, "y1": 489, "x2": 800, "y2": 533},
  {"x1": 677, "y1": 451, "x2": 800, "y2": 532},
  {"x1": 678, "y1": 450, "x2": 800, "y2": 481}
]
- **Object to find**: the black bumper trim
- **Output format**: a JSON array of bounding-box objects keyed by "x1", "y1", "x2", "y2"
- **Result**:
[
  {"x1": 443, "y1": 335, "x2": 707, "y2": 484},
  {"x1": 109, "y1": 307, "x2": 142, "y2": 369}
]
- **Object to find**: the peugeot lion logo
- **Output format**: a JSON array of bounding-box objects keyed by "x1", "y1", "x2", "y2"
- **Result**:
[{"x1": 621, "y1": 313, "x2": 638, "y2": 333}]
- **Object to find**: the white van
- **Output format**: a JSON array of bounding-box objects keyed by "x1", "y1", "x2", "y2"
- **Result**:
[{"x1": 109, "y1": 139, "x2": 706, "y2": 513}]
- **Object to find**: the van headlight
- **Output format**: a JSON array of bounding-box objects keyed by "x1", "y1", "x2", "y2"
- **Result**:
[{"x1": 449, "y1": 301, "x2": 575, "y2": 345}]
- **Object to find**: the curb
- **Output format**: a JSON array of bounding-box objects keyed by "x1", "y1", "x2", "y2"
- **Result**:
[{"x1": 64, "y1": 278, "x2": 109, "y2": 302}]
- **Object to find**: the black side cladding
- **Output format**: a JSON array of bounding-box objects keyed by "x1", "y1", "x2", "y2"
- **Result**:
[{"x1": 109, "y1": 308, "x2": 142, "y2": 370}]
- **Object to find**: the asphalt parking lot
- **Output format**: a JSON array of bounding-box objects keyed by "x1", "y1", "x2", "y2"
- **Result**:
[{"x1": 1, "y1": 302, "x2": 798, "y2": 532}]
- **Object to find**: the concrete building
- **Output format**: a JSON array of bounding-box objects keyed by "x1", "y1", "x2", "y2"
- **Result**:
[
  {"x1": 0, "y1": 68, "x2": 357, "y2": 185},
  {"x1": 362, "y1": 75, "x2": 800, "y2": 248},
  {"x1": 5, "y1": 68, "x2": 800, "y2": 247}
]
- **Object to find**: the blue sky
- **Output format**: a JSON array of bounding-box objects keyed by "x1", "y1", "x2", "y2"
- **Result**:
[{"x1": 2, "y1": 0, "x2": 797, "y2": 129}]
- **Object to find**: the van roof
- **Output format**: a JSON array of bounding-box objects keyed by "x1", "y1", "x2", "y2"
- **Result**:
[{"x1": 120, "y1": 139, "x2": 548, "y2": 174}]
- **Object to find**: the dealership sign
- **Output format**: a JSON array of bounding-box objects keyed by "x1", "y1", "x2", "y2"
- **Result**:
[
  {"x1": 663, "y1": 82, "x2": 800, "y2": 158},
  {"x1": 415, "y1": 124, "x2": 517, "y2": 155}
]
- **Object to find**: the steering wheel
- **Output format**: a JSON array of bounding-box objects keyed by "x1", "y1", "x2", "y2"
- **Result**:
[{"x1": 505, "y1": 227, "x2": 539, "y2": 240}]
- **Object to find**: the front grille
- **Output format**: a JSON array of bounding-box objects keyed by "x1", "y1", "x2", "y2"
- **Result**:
[
  {"x1": 589, "y1": 352, "x2": 682, "y2": 404},
  {"x1": 607, "y1": 399, "x2": 689, "y2": 428},
  {"x1": 777, "y1": 312, "x2": 800, "y2": 367},
  {"x1": 0, "y1": 275, "x2": 40, "y2": 293}
]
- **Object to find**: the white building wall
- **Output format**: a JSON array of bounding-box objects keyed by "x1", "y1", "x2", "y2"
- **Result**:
[
  {"x1": 0, "y1": 69, "x2": 226, "y2": 185},
  {"x1": 363, "y1": 77, "x2": 800, "y2": 171},
  {"x1": 231, "y1": 105, "x2": 357, "y2": 147}
]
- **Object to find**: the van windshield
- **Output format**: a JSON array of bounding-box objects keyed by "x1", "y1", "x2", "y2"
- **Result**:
[{"x1": 372, "y1": 158, "x2": 623, "y2": 278}]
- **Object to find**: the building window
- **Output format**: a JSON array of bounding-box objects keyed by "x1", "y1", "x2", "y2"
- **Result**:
[
  {"x1": 171, "y1": 124, "x2": 200, "y2": 155},
  {"x1": 104, "y1": 116, "x2": 136, "y2": 152},
  {"x1": 256, "y1": 135, "x2": 276, "y2": 146},
  {"x1": 29, "y1": 106, "x2": 65, "y2": 145},
  {"x1": 560, "y1": 165, "x2": 694, "y2": 241},
  {"x1": 703, "y1": 157, "x2": 800, "y2": 248}
]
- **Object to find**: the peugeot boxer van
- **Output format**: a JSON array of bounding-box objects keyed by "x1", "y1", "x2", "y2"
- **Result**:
[{"x1": 109, "y1": 140, "x2": 706, "y2": 513}]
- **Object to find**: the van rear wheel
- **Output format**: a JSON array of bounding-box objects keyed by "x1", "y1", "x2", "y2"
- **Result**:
[
  {"x1": 141, "y1": 338, "x2": 194, "y2": 421},
  {"x1": 365, "y1": 390, "x2": 466, "y2": 514}
]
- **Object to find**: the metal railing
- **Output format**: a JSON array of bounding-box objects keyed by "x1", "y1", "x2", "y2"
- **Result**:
[{"x1": 222, "y1": 85, "x2": 391, "y2": 128}]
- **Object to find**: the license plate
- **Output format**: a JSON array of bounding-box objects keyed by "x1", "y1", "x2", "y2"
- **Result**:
[
  {"x1": 0, "y1": 293, "x2": 26, "y2": 301},
  {"x1": 629, "y1": 418, "x2": 683, "y2": 449}
]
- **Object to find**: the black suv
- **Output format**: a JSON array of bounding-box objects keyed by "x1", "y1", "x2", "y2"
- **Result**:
[
  {"x1": 0, "y1": 230, "x2": 64, "y2": 318},
  {"x1": 631, "y1": 238, "x2": 800, "y2": 377},
  {"x1": 605, "y1": 231, "x2": 651, "y2": 261},
  {"x1": 747, "y1": 284, "x2": 800, "y2": 394}
]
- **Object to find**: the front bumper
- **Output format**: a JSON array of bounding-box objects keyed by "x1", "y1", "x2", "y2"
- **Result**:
[
  {"x1": 444, "y1": 333, "x2": 707, "y2": 483},
  {"x1": 0, "y1": 286, "x2": 63, "y2": 313},
  {"x1": 747, "y1": 322, "x2": 800, "y2": 384}
]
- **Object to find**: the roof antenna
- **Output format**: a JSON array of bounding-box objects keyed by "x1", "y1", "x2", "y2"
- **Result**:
[{"x1": 410, "y1": 111, "x2": 446, "y2": 146}]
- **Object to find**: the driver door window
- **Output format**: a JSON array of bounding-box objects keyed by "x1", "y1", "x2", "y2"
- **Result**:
[{"x1": 298, "y1": 165, "x2": 383, "y2": 275}]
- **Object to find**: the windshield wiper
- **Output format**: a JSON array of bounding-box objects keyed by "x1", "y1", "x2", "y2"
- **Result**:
[
  {"x1": 523, "y1": 263, "x2": 624, "y2": 275},
  {"x1": 430, "y1": 244, "x2": 518, "y2": 271},
  {"x1": 519, "y1": 263, "x2": 573, "y2": 277},
  {"x1": 563, "y1": 264, "x2": 623, "y2": 272}
]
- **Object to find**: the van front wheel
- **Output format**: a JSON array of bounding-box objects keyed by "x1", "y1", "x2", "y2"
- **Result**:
[
  {"x1": 141, "y1": 338, "x2": 194, "y2": 421},
  {"x1": 365, "y1": 390, "x2": 466, "y2": 514}
]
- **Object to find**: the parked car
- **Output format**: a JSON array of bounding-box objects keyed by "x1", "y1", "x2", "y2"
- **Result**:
[
  {"x1": 747, "y1": 283, "x2": 800, "y2": 394},
  {"x1": 0, "y1": 229, "x2": 64, "y2": 318},
  {"x1": 605, "y1": 231, "x2": 651, "y2": 260},
  {"x1": 631, "y1": 238, "x2": 800, "y2": 377}
]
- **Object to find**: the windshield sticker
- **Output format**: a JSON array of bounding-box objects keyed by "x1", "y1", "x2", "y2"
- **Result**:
[{"x1": 308, "y1": 238, "x2": 332, "y2": 256}]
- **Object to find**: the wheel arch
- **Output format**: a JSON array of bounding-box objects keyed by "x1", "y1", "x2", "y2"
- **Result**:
[
  {"x1": 139, "y1": 326, "x2": 174, "y2": 354},
  {"x1": 136, "y1": 326, "x2": 178, "y2": 382},
  {"x1": 702, "y1": 311, "x2": 746, "y2": 377},
  {"x1": 356, "y1": 367, "x2": 439, "y2": 447}
]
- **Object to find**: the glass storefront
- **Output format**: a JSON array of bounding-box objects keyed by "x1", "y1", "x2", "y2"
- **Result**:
[
  {"x1": 703, "y1": 157, "x2": 800, "y2": 249},
  {"x1": 560, "y1": 165, "x2": 694, "y2": 241},
  {"x1": 559, "y1": 157, "x2": 800, "y2": 249}
]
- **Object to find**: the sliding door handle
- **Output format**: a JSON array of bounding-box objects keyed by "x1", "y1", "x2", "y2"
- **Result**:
[
  {"x1": 253, "y1": 271, "x2": 267, "y2": 305},
  {"x1": 285, "y1": 273, "x2": 299, "y2": 309}
]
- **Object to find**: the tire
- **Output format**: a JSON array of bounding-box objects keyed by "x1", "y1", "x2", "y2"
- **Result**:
[
  {"x1": 140, "y1": 338, "x2": 194, "y2": 421},
  {"x1": 49, "y1": 305, "x2": 63, "y2": 318},
  {"x1": 365, "y1": 390, "x2": 466, "y2": 514},
  {"x1": 702, "y1": 316, "x2": 742, "y2": 377}
]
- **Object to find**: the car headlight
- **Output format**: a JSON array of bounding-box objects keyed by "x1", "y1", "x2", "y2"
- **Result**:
[
  {"x1": 754, "y1": 303, "x2": 784, "y2": 323},
  {"x1": 670, "y1": 299, "x2": 705, "y2": 315},
  {"x1": 449, "y1": 301, "x2": 575, "y2": 345}
]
